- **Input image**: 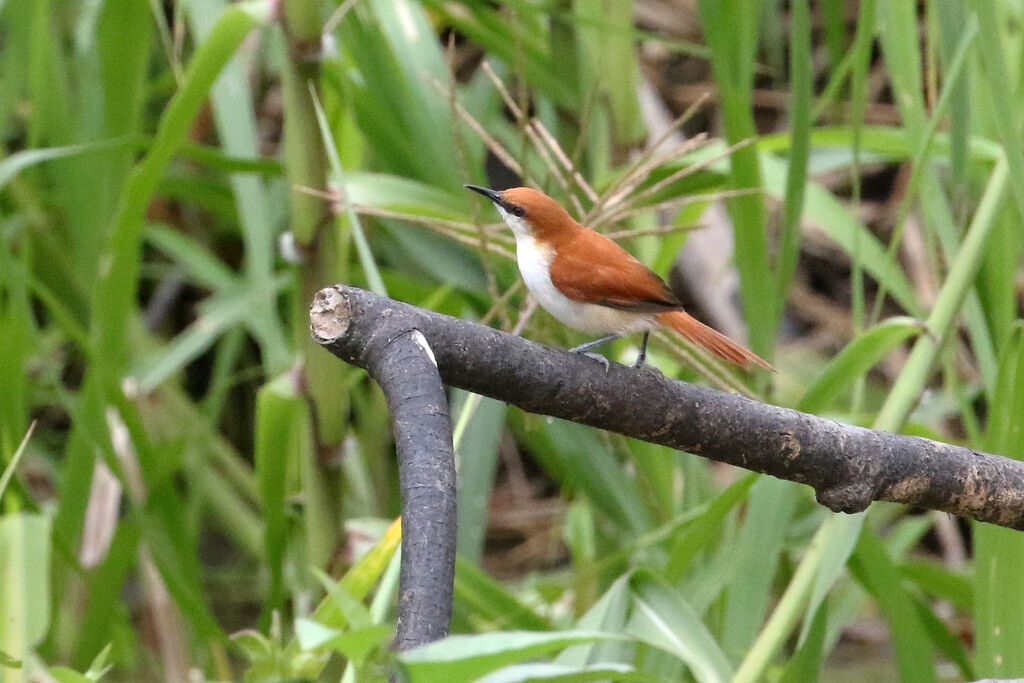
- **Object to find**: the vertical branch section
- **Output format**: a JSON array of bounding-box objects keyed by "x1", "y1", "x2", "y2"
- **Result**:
[{"x1": 310, "y1": 288, "x2": 456, "y2": 649}]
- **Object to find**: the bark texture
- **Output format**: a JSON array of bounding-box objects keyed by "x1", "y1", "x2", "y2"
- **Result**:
[{"x1": 311, "y1": 287, "x2": 455, "y2": 650}]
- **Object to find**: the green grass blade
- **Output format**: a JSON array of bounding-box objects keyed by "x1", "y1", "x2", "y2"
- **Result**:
[
  {"x1": 627, "y1": 571, "x2": 733, "y2": 683},
  {"x1": 773, "y1": 0, "x2": 811, "y2": 322},
  {"x1": 90, "y1": 2, "x2": 266, "y2": 372},
  {"x1": 875, "y1": 156, "x2": 1008, "y2": 429},
  {"x1": 254, "y1": 373, "x2": 306, "y2": 624},
  {"x1": 797, "y1": 317, "x2": 924, "y2": 414},
  {"x1": 721, "y1": 478, "x2": 799, "y2": 659},
  {"x1": 974, "y1": 324, "x2": 1024, "y2": 677},
  {"x1": 453, "y1": 393, "x2": 507, "y2": 562},
  {"x1": 849, "y1": 531, "x2": 936, "y2": 681},
  {"x1": 399, "y1": 631, "x2": 622, "y2": 682},
  {"x1": 454, "y1": 556, "x2": 552, "y2": 632},
  {"x1": 0, "y1": 423, "x2": 35, "y2": 502},
  {"x1": 0, "y1": 514, "x2": 52, "y2": 673}
]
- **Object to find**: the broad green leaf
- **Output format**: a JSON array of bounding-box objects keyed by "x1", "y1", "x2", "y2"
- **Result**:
[
  {"x1": 478, "y1": 662, "x2": 650, "y2": 683},
  {"x1": 778, "y1": 599, "x2": 828, "y2": 683},
  {"x1": 519, "y1": 420, "x2": 651, "y2": 534},
  {"x1": 340, "y1": 517, "x2": 403, "y2": 599},
  {"x1": 900, "y1": 560, "x2": 972, "y2": 612},
  {"x1": 0, "y1": 514, "x2": 52, "y2": 668},
  {"x1": 454, "y1": 393, "x2": 507, "y2": 562},
  {"x1": 47, "y1": 668, "x2": 93, "y2": 683},
  {"x1": 557, "y1": 573, "x2": 633, "y2": 667},
  {"x1": 84, "y1": 643, "x2": 114, "y2": 681},
  {"x1": 398, "y1": 631, "x2": 623, "y2": 683},
  {"x1": 312, "y1": 568, "x2": 373, "y2": 630},
  {"x1": 627, "y1": 572, "x2": 732, "y2": 683},
  {"x1": 721, "y1": 478, "x2": 799, "y2": 658}
]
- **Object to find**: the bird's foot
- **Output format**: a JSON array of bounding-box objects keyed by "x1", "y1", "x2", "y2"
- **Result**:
[
  {"x1": 632, "y1": 357, "x2": 662, "y2": 374},
  {"x1": 582, "y1": 351, "x2": 611, "y2": 373}
]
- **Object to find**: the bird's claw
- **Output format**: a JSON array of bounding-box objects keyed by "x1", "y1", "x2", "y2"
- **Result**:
[{"x1": 582, "y1": 351, "x2": 611, "y2": 373}]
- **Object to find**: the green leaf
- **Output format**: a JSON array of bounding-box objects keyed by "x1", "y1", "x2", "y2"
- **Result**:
[
  {"x1": 849, "y1": 532, "x2": 936, "y2": 682},
  {"x1": 0, "y1": 137, "x2": 140, "y2": 192},
  {"x1": 0, "y1": 514, "x2": 52, "y2": 665},
  {"x1": 665, "y1": 472, "x2": 757, "y2": 581},
  {"x1": 478, "y1": 662, "x2": 652, "y2": 683},
  {"x1": 254, "y1": 372, "x2": 307, "y2": 623},
  {"x1": 295, "y1": 618, "x2": 391, "y2": 664},
  {"x1": 48, "y1": 667, "x2": 93, "y2": 683},
  {"x1": 520, "y1": 420, "x2": 651, "y2": 534},
  {"x1": 454, "y1": 393, "x2": 507, "y2": 562},
  {"x1": 230, "y1": 629, "x2": 274, "y2": 663},
  {"x1": 626, "y1": 572, "x2": 732, "y2": 683},
  {"x1": 557, "y1": 574, "x2": 633, "y2": 667},
  {"x1": 453, "y1": 556, "x2": 552, "y2": 632},
  {"x1": 398, "y1": 631, "x2": 622, "y2": 683},
  {"x1": 84, "y1": 643, "x2": 114, "y2": 681},
  {"x1": 975, "y1": 324, "x2": 1024, "y2": 677},
  {"x1": 0, "y1": 422, "x2": 35, "y2": 502},
  {"x1": 721, "y1": 478, "x2": 799, "y2": 658},
  {"x1": 312, "y1": 568, "x2": 373, "y2": 630},
  {"x1": 339, "y1": 518, "x2": 403, "y2": 600},
  {"x1": 797, "y1": 317, "x2": 924, "y2": 413}
]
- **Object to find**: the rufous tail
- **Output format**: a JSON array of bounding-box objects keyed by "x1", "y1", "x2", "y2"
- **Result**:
[{"x1": 657, "y1": 311, "x2": 773, "y2": 371}]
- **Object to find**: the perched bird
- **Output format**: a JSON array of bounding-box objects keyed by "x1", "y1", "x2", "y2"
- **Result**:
[{"x1": 465, "y1": 185, "x2": 772, "y2": 371}]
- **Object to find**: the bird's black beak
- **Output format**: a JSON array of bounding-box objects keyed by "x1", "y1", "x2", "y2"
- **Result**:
[{"x1": 464, "y1": 184, "x2": 503, "y2": 205}]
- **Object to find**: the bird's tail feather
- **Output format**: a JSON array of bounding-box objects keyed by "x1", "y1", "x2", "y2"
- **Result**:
[{"x1": 657, "y1": 311, "x2": 773, "y2": 371}]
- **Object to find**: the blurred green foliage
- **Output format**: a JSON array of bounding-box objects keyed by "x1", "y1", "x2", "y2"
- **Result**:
[{"x1": 1, "y1": 1, "x2": 1022, "y2": 681}]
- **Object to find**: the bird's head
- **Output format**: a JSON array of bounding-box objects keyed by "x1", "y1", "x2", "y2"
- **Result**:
[{"x1": 465, "y1": 185, "x2": 578, "y2": 241}]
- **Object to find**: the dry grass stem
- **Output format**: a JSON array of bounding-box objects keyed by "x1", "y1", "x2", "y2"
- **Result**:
[
  {"x1": 480, "y1": 61, "x2": 585, "y2": 214},
  {"x1": 625, "y1": 137, "x2": 757, "y2": 212},
  {"x1": 603, "y1": 222, "x2": 706, "y2": 241},
  {"x1": 652, "y1": 331, "x2": 757, "y2": 397},
  {"x1": 587, "y1": 135, "x2": 709, "y2": 224},
  {"x1": 480, "y1": 280, "x2": 526, "y2": 327},
  {"x1": 530, "y1": 119, "x2": 599, "y2": 203},
  {"x1": 601, "y1": 187, "x2": 762, "y2": 226}
]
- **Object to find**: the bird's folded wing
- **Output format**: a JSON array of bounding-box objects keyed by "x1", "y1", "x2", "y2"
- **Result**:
[{"x1": 549, "y1": 232, "x2": 682, "y2": 313}]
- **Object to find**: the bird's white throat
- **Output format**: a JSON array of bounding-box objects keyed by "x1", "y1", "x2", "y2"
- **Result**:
[{"x1": 495, "y1": 205, "x2": 532, "y2": 239}]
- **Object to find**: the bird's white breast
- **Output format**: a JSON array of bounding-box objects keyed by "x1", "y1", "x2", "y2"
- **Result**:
[{"x1": 513, "y1": 233, "x2": 655, "y2": 335}]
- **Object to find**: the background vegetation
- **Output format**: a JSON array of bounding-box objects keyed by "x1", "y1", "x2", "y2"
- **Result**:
[{"x1": 1, "y1": 0, "x2": 1022, "y2": 680}]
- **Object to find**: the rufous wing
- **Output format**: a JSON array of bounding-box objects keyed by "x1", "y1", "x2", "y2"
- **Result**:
[{"x1": 549, "y1": 230, "x2": 682, "y2": 313}]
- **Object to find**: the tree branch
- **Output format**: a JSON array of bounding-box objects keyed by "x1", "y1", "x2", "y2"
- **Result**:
[
  {"x1": 311, "y1": 287, "x2": 456, "y2": 649},
  {"x1": 311, "y1": 284, "x2": 1024, "y2": 537}
]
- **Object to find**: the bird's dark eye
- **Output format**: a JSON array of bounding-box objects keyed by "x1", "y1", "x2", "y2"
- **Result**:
[{"x1": 511, "y1": 206, "x2": 526, "y2": 218}]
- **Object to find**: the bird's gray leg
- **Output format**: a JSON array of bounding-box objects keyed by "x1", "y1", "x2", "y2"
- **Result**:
[
  {"x1": 632, "y1": 332, "x2": 650, "y2": 368},
  {"x1": 568, "y1": 334, "x2": 621, "y2": 354},
  {"x1": 568, "y1": 334, "x2": 620, "y2": 372}
]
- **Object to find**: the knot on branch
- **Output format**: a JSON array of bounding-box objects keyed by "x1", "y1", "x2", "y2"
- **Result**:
[{"x1": 815, "y1": 482, "x2": 875, "y2": 514}]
